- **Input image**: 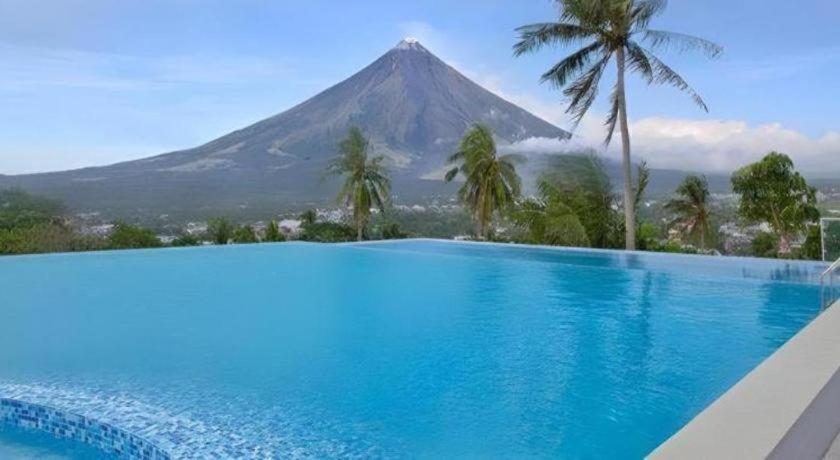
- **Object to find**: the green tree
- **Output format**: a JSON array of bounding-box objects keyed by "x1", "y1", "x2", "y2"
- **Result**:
[
  {"x1": 801, "y1": 224, "x2": 822, "y2": 260},
  {"x1": 171, "y1": 233, "x2": 201, "y2": 247},
  {"x1": 108, "y1": 222, "x2": 162, "y2": 249},
  {"x1": 381, "y1": 222, "x2": 409, "y2": 240},
  {"x1": 263, "y1": 220, "x2": 286, "y2": 242},
  {"x1": 665, "y1": 175, "x2": 713, "y2": 249},
  {"x1": 514, "y1": 0, "x2": 721, "y2": 250},
  {"x1": 299, "y1": 222, "x2": 356, "y2": 243},
  {"x1": 207, "y1": 218, "x2": 234, "y2": 245},
  {"x1": 0, "y1": 188, "x2": 63, "y2": 230},
  {"x1": 511, "y1": 180, "x2": 590, "y2": 247},
  {"x1": 327, "y1": 127, "x2": 391, "y2": 241},
  {"x1": 0, "y1": 222, "x2": 105, "y2": 255},
  {"x1": 299, "y1": 209, "x2": 317, "y2": 226},
  {"x1": 232, "y1": 225, "x2": 258, "y2": 244},
  {"x1": 731, "y1": 152, "x2": 819, "y2": 255},
  {"x1": 540, "y1": 154, "x2": 621, "y2": 248},
  {"x1": 445, "y1": 124, "x2": 522, "y2": 239},
  {"x1": 751, "y1": 231, "x2": 779, "y2": 259}
]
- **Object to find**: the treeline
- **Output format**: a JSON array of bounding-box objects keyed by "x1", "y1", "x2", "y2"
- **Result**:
[{"x1": 0, "y1": 189, "x2": 412, "y2": 255}]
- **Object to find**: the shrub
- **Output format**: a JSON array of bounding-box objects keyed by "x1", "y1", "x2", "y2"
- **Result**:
[
  {"x1": 207, "y1": 218, "x2": 234, "y2": 245},
  {"x1": 232, "y1": 225, "x2": 258, "y2": 244},
  {"x1": 263, "y1": 220, "x2": 286, "y2": 242},
  {"x1": 108, "y1": 222, "x2": 162, "y2": 249},
  {"x1": 171, "y1": 234, "x2": 202, "y2": 247},
  {"x1": 751, "y1": 231, "x2": 779, "y2": 258},
  {"x1": 299, "y1": 222, "x2": 356, "y2": 242}
]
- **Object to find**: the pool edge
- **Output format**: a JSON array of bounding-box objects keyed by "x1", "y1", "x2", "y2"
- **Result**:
[{"x1": 648, "y1": 300, "x2": 840, "y2": 459}]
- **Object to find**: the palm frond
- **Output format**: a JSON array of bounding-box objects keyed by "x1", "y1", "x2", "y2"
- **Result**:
[
  {"x1": 563, "y1": 51, "x2": 611, "y2": 125},
  {"x1": 631, "y1": 0, "x2": 667, "y2": 30},
  {"x1": 643, "y1": 29, "x2": 722, "y2": 57},
  {"x1": 513, "y1": 22, "x2": 591, "y2": 56},
  {"x1": 604, "y1": 83, "x2": 620, "y2": 145},
  {"x1": 539, "y1": 41, "x2": 604, "y2": 88},
  {"x1": 630, "y1": 42, "x2": 709, "y2": 111}
]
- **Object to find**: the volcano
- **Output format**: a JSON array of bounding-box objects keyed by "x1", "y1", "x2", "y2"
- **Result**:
[{"x1": 0, "y1": 39, "x2": 570, "y2": 217}]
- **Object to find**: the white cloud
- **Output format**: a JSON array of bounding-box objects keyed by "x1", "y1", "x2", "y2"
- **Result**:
[
  {"x1": 625, "y1": 118, "x2": 840, "y2": 173},
  {"x1": 501, "y1": 117, "x2": 840, "y2": 175}
]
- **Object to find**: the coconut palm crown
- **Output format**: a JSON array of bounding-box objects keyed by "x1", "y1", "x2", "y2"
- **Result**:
[
  {"x1": 513, "y1": 0, "x2": 721, "y2": 250},
  {"x1": 327, "y1": 127, "x2": 391, "y2": 241},
  {"x1": 445, "y1": 124, "x2": 522, "y2": 239},
  {"x1": 445, "y1": 124, "x2": 522, "y2": 240},
  {"x1": 665, "y1": 174, "x2": 712, "y2": 249}
]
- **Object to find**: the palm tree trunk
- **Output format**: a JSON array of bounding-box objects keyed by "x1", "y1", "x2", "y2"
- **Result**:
[{"x1": 616, "y1": 46, "x2": 636, "y2": 251}]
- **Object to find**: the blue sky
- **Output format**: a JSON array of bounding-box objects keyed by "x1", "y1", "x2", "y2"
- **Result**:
[{"x1": 1, "y1": 0, "x2": 838, "y2": 174}]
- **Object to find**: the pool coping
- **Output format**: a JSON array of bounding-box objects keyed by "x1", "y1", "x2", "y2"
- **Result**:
[{"x1": 649, "y1": 300, "x2": 840, "y2": 459}]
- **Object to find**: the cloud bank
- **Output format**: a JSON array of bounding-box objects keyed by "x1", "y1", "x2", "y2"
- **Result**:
[{"x1": 503, "y1": 117, "x2": 840, "y2": 175}]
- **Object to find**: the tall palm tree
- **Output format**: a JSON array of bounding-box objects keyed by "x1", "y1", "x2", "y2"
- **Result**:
[
  {"x1": 514, "y1": 0, "x2": 721, "y2": 250},
  {"x1": 327, "y1": 127, "x2": 391, "y2": 241},
  {"x1": 665, "y1": 174, "x2": 712, "y2": 249},
  {"x1": 445, "y1": 125, "x2": 522, "y2": 239}
]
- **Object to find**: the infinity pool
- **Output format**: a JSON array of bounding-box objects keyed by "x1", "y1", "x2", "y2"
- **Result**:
[{"x1": 0, "y1": 240, "x2": 827, "y2": 458}]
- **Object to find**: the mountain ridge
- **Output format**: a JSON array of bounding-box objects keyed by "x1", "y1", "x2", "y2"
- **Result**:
[{"x1": 0, "y1": 39, "x2": 573, "y2": 216}]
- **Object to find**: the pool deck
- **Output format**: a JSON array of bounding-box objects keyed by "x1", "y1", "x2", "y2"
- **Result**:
[{"x1": 650, "y1": 300, "x2": 840, "y2": 459}]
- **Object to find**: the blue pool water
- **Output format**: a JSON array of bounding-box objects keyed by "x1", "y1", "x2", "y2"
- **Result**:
[{"x1": 0, "y1": 240, "x2": 827, "y2": 458}]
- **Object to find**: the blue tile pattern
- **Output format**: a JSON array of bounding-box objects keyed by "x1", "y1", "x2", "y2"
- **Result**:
[
  {"x1": 0, "y1": 383, "x2": 273, "y2": 458},
  {"x1": 1, "y1": 398, "x2": 170, "y2": 459}
]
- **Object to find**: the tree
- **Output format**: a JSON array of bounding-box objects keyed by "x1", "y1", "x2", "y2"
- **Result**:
[
  {"x1": 207, "y1": 218, "x2": 234, "y2": 245},
  {"x1": 0, "y1": 188, "x2": 63, "y2": 230},
  {"x1": 445, "y1": 124, "x2": 522, "y2": 239},
  {"x1": 381, "y1": 222, "x2": 409, "y2": 240},
  {"x1": 299, "y1": 222, "x2": 356, "y2": 243},
  {"x1": 731, "y1": 152, "x2": 819, "y2": 255},
  {"x1": 801, "y1": 224, "x2": 822, "y2": 260},
  {"x1": 514, "y1": 0, "x2": 721, "y2": 250},
  {"x1": 665, "y1": 175, "x2": 713, "y2": 249},
  {"x1": 327, "y1": 127, "x2": 391, "y2": 241},
  {"x1": 232, "y1": 225, "x2": 258, "y2": 244},
  {"x1": 299, "y1": 209, "x2": 317, "y2": 226},
  {"x1": 264, "y1": 220, "x2": 286, "y2": 242},
  {"x1": 171, "y1": 233, "x2": 201, "y2": 247},
  {"x1": 511, "y1": 180, "x2": 590, "y2": 247},
  {"x1": 108, "y1": 222, "x2": 162, "y2": 249}
]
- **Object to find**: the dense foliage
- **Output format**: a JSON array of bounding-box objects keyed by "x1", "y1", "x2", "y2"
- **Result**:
[
  {"x1": 108, "y1": 222, "x2": 162, "y2": 249},
  {"x1": 299, "y1": 222, "x2": 356, "y2": 242},
  {"x1": 232, "y1": 225, "x2": 258, "y2": 244},
  {"x1": 207, "y1": 218, "x2": 234, "y2": 245},
  {"x1": 264, "y1": 220, "x2": 286, "y2": 242}
]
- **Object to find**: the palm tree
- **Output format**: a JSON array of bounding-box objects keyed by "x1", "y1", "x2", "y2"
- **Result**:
[
  {"x1": 299, "y1": 209, "x2": 317, "y2": 226},
  {"x1": 665, "y1": 174, "x2": 712, "y2": 249},
  {"x1": 514, "y1": 0, "x2": 721, "y2": 250},
  {"x1": 327, "y1": 127, "x2": 391, "y2": 241},
  {"x1": 445, "y1": 125, "x2": 522, "y2": 239}
]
